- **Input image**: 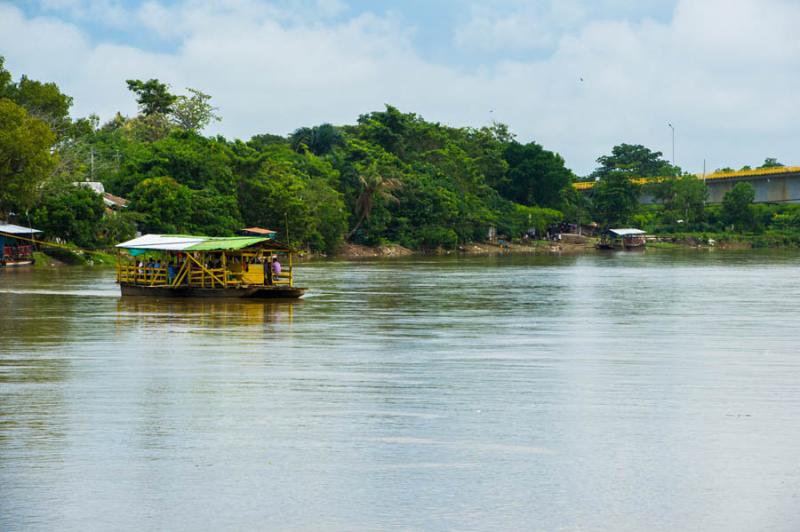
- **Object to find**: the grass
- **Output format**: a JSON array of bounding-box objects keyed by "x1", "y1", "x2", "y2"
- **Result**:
[{"x1": 39, "y1": 246, "x2": 117, "y2": 267}]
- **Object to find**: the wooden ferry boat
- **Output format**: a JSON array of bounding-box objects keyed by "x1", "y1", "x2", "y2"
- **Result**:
[
  {"x1": 0, "y1": 224, "x2": 42, "y2": 267},
  {"x1": 596, "y1": 228, "x2": 647, "y2": 250},
  {"x1": 116, "y1": 234, "x2": 305, "y2": 298}
]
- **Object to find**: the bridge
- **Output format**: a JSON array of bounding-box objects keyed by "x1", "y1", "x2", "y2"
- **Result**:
[{"x1": 573, "y1": 166, "x2": 800, "y2": 204}]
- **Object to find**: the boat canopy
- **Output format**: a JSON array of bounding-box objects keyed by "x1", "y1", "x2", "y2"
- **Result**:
[
  {"x1": 0, "y1": 223, "x2": 42, "y2": 235},
  {"x1": 608, "y1": 228, "x2": 646, "y2": 237},
  {"x1": 116, "y1": 234, "x2": 282, "y2": 252}
]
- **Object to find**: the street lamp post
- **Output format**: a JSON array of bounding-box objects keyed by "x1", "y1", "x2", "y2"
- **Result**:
[{"x1": 668, "y1": 123, "x2": 675, "y2": 169}]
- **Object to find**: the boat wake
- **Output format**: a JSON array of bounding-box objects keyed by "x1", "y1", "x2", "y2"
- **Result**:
[{"x1": 0, "y1": 288, "x2": 119, "y2": 298}]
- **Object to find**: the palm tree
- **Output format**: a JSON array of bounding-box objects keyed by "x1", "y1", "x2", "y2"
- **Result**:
[{"x1": 346, "y1": 161, "x2": 402, "y2": 241}]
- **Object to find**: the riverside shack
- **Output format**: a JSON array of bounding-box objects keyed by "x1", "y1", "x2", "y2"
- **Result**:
[{"x1": 597, "y1": 228, "x2": 647, "y2": 250}]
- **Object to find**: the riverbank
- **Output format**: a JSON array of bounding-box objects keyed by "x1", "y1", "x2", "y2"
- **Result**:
[
  {"x1": 331, "y1": 237, "x2": 595, "y2": 259},
  {"x1": 22, "y1": 229, "x2": 800, "y2": 267},
  {"x1": 31, "y1": 248, "x2": 117, "y2": 267}
]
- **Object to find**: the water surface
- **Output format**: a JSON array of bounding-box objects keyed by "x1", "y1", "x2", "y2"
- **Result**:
[{"x1": 1, "y1": 251, "x2": 799, "y2": 530}]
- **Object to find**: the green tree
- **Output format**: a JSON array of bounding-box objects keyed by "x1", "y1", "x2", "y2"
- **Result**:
[
  {"x1": 237, "y1": 145, "x2": 347, "y2": 252},
  {"x1": 0, "y1": 57, "x2": 11, "y2": 95},
  {"x1": 29, "y1": 186, "x2": 106, "y2": 248},
  {"x1": 0, "y1": 57, "x2": 74, "y2": 137},
  {"x1": 289, "y1": 123, "x2": 344, "y2": 156},
  {"x1": 171, "y1": 88, "x2": 221, "y2": 132},
  {"x1": 651, "y1": 175, "x2": 708, "y2": 225},
  {"x1": 500, "y1": 141, "x2": 573, "y2": 208},
  {"x1": 99, "y1": 211, "x2": 139, "y2": 244},
  {"x1": 7, "y1": 75, "x2": 73, "y2": 136},
  {"x1": 759, "y1": 158, "x2": 783, "y2": 168},
  {"x1": 111, "y1": 130, "x2": 234, "y2": 196},
  {"x1": 0, "y1": 99, "x2": 57, "y2": 216},
  {"x1": 129, "y1": 176, "x2": 192, "y2": 233},
  {"x1": 591, "y1": 170, "x2": 641, "y2": 227},
  {"x1": 593, "y1": 144, "x2": 675, "y2": 180},
  {"x1": 721, "y1": 182, "x2": 755, "y2": 231},
  {"x1": 186, "y1": 190, "x2": 241, "y2": 235},
  {"x1": 347, "y1": 160, "x2": 402, "y2": 240},
  {"x1": 126, "y1": 79, "x2": 177, "y2": 116}
]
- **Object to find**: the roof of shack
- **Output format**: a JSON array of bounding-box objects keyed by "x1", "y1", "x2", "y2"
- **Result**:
[{"x1": 608, "y1": 228, "x2": 646, "y2": 237}]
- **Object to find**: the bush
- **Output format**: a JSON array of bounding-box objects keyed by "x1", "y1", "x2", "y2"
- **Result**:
[{"x1": 417, "y1": 226, "x2": 458, "y2": 250}]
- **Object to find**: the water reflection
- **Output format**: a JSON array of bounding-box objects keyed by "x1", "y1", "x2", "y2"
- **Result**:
[
  {"x1": 114, "y1": 298, "x2": 297, "y2": 332},
  {"x1": 2, "y1": 252, "x2": 800, "y2": 531}
]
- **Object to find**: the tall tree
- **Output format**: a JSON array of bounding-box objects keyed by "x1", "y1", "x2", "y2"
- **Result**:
[
  {"x1": 126, "y1": 79, "x2": 177, "y2": 116},
  {"x1": 759, "y1": 158, "x2": 783, "y2": 168},
  {"x1": 289, "y1": 123, "x2": 344, "y2": 156},
  {"x1": 501, "y1": 141, "x2": 573, "y2": 208},
  {"x1": 128, "y1": 176, "x2": 192, "y2": 233},
  {"x1": 171, "y1": 88, "x2": 221, "y2": 132},
  {"x1": 347, "y1": 161, "x2": 402, "y2": 240},
  {"x1": 29, "y1": 186, "x2": 106, "y2": 248},
  {"x1": 593, "y1": 144, "x2": 675, "y2": 180},
  {"x1": 591, "y1": 170, "x2": 641, "y2": 227},
  {"x1": 721, "y1": 182, "x2": 755, "y2": 231},
  {"x1": 0, "y1": 99, "x2": 57, "y2": 217},
  {"x1": 653, "y1": 174, "x2": 708, "y2": 224}
]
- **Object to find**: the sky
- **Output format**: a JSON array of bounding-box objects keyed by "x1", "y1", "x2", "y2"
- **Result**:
[{"x1": 1, "y1": 0, "x2": 798, "y2": 175}]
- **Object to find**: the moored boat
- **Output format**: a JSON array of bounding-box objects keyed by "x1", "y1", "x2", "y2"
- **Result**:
[
  {"x1": 0, "y1": 224, "x2": 42, "y2": 267},
  {"x1": 596, "y1": 228, "x2": 647, "y2": 250},
  {"x1": 115, "y1": 234, "x2": 306, "y2": 298}
]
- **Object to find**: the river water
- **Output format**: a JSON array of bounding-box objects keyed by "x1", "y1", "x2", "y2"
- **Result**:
[{"x1": 1, "y1": 251, "x2": 799, "y2": 531}]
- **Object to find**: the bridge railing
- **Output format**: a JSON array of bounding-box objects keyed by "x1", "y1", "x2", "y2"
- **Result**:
[{"x1": 573, "y1": 165, "x2": 800, "y2": 190}]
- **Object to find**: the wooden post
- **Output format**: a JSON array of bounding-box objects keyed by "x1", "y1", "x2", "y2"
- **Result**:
[{"x1": 222, "y1": 251, "x2": 227, "y2": 288}]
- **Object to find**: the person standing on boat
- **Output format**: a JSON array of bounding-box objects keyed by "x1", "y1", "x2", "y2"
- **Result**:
[{"x1": 272, "y1": 257, "x2": 281, "y2": 281}]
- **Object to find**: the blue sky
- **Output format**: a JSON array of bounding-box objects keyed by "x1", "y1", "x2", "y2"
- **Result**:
[
  {"x1": 16, "y1": 0, "x2": 679, "y2": 66},
  {"x1": 2, "y1": 0, "x2": 798, "y2": 175}
]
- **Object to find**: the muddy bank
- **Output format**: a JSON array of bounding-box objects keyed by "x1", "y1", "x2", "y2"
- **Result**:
[
  {"x1": 335, "y1": 243, "x2": 415, "y2": 258},
  {"x1": 332, "y1": 238, "x2": 597, "y2": 259}
]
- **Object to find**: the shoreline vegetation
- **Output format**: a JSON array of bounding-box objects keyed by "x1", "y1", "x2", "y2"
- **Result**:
[
  {"x1": 28, "y1": 232, "x2": 795, "y2": 269},
  {"x1": 2, "y1": 58, "x2": 798, "y2": 265}
]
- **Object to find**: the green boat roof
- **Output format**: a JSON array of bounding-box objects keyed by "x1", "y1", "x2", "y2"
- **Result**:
[
  {"x1": 117, "y1": 234, "x2": 292, "y2": 252},
  {"x1": 188, "y1": 236, "x2": 267, "y2": 250}
]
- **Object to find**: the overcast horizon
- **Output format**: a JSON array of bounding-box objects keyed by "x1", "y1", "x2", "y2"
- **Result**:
[{"x1": 2, "y1": 0, "x2": 798, "y2": 175}]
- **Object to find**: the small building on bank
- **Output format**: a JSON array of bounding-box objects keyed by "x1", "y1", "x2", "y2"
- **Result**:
[
  {"x1": 72, "y1": 181, "x2": 129, "y2": 211},
  {"x1": 597, "y1": 228, "x2": 647, "y2": 250},
  {"x1": 238, "y1": 227, "x2": 278, "y2": 239}
]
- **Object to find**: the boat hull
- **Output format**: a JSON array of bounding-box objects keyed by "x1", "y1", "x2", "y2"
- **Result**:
[
  {"x1": 1, "y1": 259, "x2": 35, "y2": 267},
  {"x1": 120, "y1": 283, "x2": 306, "y2": 299}
]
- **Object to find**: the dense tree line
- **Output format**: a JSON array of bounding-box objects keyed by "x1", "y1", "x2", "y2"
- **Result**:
[{"x1": 1, "y1": 57, "x2": 796, "y2": 253}]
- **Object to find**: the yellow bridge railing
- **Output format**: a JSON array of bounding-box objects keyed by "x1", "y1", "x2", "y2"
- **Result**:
[{"x1": 573, "y1": 165, "x2": 800, "y2": 190}]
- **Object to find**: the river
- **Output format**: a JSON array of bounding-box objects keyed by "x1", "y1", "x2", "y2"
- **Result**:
[{"x1": 1, "y1": 251, "x2": 799, "y2": 531}]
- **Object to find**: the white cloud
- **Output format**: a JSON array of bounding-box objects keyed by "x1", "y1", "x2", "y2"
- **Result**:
[
  {"x1": 454, "y1": 1, "x2": 587, "y2": 52},
  {"x1": 2, "y1": 0, "x2": 799, "y2": 175}
]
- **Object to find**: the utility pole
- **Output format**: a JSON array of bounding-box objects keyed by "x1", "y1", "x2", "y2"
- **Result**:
[{"x1": 668, "y1": 123, "x2": 675, "y2": 169}]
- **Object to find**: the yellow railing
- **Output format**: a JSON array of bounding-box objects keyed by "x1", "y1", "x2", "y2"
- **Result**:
[
  {"x1": 117, "y1": 262, "x2": 294, "y2": 289},
  {"x1": 702, "y1": 165, "x2": 800, "y2": 181},
  {"x1": 573, "y1": 165, "x2": 800, "y2": 190},
  {"x1": 117, "y1": 264, "x2": 170, "y2": 286}
]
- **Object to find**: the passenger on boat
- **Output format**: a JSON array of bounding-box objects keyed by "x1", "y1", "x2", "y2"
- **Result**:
[{"x1": 167, "y1": 262, "x2": 177, "y2": 283}]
